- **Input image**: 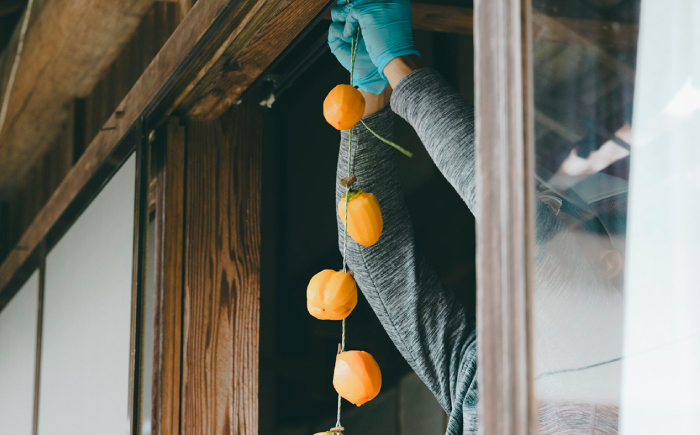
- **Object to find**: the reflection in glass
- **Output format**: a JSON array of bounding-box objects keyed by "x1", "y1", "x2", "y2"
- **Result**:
[{"x1": 530, "y1": 0, "x2": 699, "y2": 433}]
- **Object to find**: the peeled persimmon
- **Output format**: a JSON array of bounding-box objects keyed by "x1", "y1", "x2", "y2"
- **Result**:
[
  {"x1": 307, "y1": 270, "x2": 357, "y2": 320},
  {"x1": 338, "y1": 189, "x2": 383, "y2": 246},
  {"x1": 324, "y1": 84, "x2": 365, "y2": 130},
  {"x1": 333, "y1": 350, "x2": 382, "y2": 406}
]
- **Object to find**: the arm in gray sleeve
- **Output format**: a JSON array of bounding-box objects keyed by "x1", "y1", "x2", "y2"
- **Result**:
[
  {"x1": 390, "y1": 68, "x2": 478, "y2": 216},
  {"x1": 336, "y1": 107, "x2": 478, "y2": 428}
]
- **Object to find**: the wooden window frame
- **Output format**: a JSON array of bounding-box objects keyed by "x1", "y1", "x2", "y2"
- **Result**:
[{"x1": 474, "y1": 0, "x2": 536, "y2": 433}]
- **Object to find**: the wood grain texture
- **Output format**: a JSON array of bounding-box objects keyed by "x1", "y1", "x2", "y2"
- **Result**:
[
  {"x1": 0, "y1": 0, "x2": 154, "y2": 191},
  {"x1": 411, "y1": 3, "x2": 474, "y2": 35},
  {"x1": 474, "y1": 0, "x2": 535, "y2": 433},
  {"x1": 0, "y1": 0, "x2": 262, "y2": 298},
  {"x1": 79, "y1": 3, "x2": 181, "y2": 157},
  {"x1": 181, "y1": 102, "x2": 261, "y2": 435},
  {"x1": 0, "y1": 3, "x2": 180, "y2": 277},
  {"x1": 152, "y1": 117, "x2": 186, "y2": 435},
  {"x1": 323, "y1": 3, "x2": 637, "y2": 49},
  {"x1": 181, "y1": 0, "x2": 331, "y2": 119},
  {"x1": 0, "y1": 109, "x2": 73, "y2": 261}
]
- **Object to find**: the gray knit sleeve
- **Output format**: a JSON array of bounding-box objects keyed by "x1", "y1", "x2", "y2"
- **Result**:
[
  {"x1": 336, "y1": 107, "x2": 478, "y2": 431},
  {"x1": 390, "y1": 68, "x2": 477, "y2": 216}
]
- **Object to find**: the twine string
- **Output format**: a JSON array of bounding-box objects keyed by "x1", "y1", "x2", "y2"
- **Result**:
[{"x1": 336, "y1": 25, "x2": 361, "y2": 431}]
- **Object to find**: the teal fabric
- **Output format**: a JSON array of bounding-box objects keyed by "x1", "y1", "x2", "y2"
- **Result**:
[
  {"x1": 331, "y1": 0, "x2": 420, "y2": 80},
  {"x1": 328, "y1": 21, "x2": 388, "y2": 94}
]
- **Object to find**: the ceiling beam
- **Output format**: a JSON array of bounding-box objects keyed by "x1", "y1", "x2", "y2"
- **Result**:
[
  {"x1": 323, "y1": 4, "x2": 638, "y2": 50},
  {"x1": 0, "y1": 0, "x2": 25, "y2": 17},
  {"x1": 411, "y1": 3, "x2": 474, "y2": 35},
  {"x1": 0, "y1": 0, "x2": 155, "y2": 194},
  {"x1": 0, "y1": 0, "x2": 332, "y2": 297}
]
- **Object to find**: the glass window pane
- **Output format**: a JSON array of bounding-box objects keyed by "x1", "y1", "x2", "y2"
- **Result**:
[
  {"x1": 530, "y1": 0, "x2": 699, "y2": 433},
  {"x1": 0, "y1": 271, "x2": 39, "y2": 435},
  {"x1": 38, "y1": 155, "x2": 135, "y2": 435}
]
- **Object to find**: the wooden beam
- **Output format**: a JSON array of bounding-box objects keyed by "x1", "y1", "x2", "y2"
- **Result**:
[
  {"x1": 179, "y1": 0, "x2": 332, "y2": 119},
  {"x1": 323, "y1": 4, "x2": 637, "y2": 50},
  {"x1": 474, "y1": 0, "x2": 535, "y2": 432},
  {"x1": 152, "y1": 117, "x2": 186, "y2": 435},
  {"x1": 411, "y1": 4, "x2": 473, "y2": 35},
  {"x1": 181, "y1": 101, "x2": 262, "y2": 435},
  {"x1": 0, "y1": 0, "x2": 155, "y2": 192},
  {"x1": 0, "y1": 0, "x2": 25, "y2": 17},
  {"x1": 0, "y1": 0, "x2": 332, "y2": 316}
]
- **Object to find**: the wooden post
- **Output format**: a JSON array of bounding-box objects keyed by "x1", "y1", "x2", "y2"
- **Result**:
[
  {"x1": 474, "y1": 0, "x2": 536, "y2": 433},
  {"x1": 181, "y1": 100, "x2": 262, "y2": 435},
  {"x1": 152, "y1": 117, "x2": 186, "y2": 435}
]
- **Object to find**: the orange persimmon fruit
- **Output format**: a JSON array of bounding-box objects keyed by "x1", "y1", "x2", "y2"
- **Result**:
[
  {"x1": 338, "y1": 189, "x2": 383, "y2": 247},
  {"x1": 324, "y1": 84, "x2": 365, "y2": 130},
  {"x1": 307, "y1": 270, "x2": 357, "y2": 320},
  {"x1": 333, "y1": 350, "x2": 382, "y2": 406}
]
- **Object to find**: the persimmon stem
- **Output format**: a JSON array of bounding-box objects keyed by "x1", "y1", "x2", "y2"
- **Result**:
[{"x1": 360, "y1": 119, "x2": 413, "y2": 157}]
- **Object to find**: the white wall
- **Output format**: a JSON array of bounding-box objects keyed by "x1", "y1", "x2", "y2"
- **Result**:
[
  {"x1": 38, "y1": 155, "x2": 135, "y2": 435},
  {"x1": 0, "y1": 271, "x2": 39, "y2": 435}
]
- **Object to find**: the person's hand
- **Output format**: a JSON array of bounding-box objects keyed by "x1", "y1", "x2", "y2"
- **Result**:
[
  {"x1": 328, "y1": 22, "x2": 388, "y2": 94},
  {"x1": 331, "y1": 0, "x2": 420, "y2": 79}
]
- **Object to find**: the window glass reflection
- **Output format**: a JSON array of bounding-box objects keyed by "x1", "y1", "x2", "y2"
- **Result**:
[{"x1": 531, "y1": 0, "x2": 700, "y2": 433}]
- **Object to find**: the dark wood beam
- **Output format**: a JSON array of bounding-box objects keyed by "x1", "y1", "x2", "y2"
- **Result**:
[
  {"x1": 0, "y1": 0, "x2": 25, "y2": 17},
  {"x1": 0, "y1": 0, "x2": 155, "y2": 193},
  {"x1": 0, "y1": 0, "x2": 332, "y2": 308},
  {"x1": 474, "y1": 0, "x2": 536, "y2": 432},
  {"x1": 179, "y1": 0, "x2": 333, "y2": 119},
  {"x1": 323, "y1": 3, "x2": 638, "y2": 50},
  {"x1": 412, "y1": 3, "x2": 474, "y2": 35},
  {"x1": 181, "y1": 100, "x2": 262, "y2": 435},
  {"x1": 152, "y1": 117, "x2": 186, "y2": 435}
]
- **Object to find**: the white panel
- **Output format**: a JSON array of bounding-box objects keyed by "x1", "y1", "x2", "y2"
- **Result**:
[
  {"x1": 0, "y1": 271, "x2": 39, "y2": 435},
  {"x1": 39, "y1": 155, "x2": 135, "y2": 435},
  {"x1": 621, "y1": 1, "x2": 700, "y2": 433}
]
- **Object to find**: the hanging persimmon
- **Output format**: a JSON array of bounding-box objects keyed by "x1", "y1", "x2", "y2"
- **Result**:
[
  {"x1": 333, "y1": 350, "x2": 382, "y2": 406},
  {"x1": 307, "y1": 270, "x2": 358, "y2": 320},
  {"x1": 324, "y1": 84, "x2": 366, "y2": 130},
  {"x1": 338, "y1": 189, "x2": 383, "y2": 247}
]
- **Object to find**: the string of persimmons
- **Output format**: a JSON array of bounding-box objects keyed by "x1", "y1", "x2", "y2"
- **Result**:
[{"x1": 307, "y1": 27, "x2": 412, "y2": 435}]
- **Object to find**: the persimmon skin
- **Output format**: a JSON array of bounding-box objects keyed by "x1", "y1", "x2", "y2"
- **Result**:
[
  {"x1": 307, "y1": 270, "x2": 357, "y2": 320},
  {"x1": 333, "y1": 350, "x2": 382, "y2": 406},
  {"x1": 338, "y1": 190, "x2": 383, "y2": 247},
  {"x1": 324, "y1": 85, "x2": 366, "y2": 130}
]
